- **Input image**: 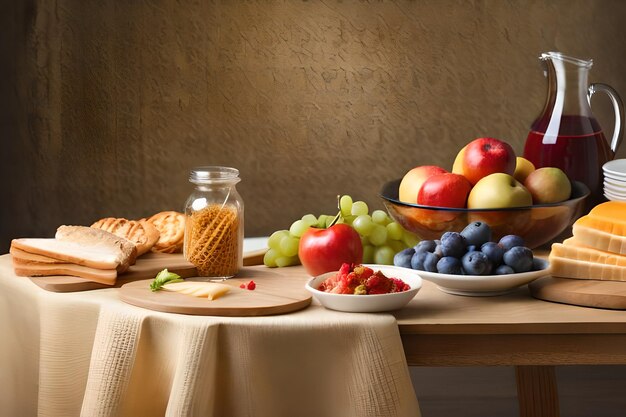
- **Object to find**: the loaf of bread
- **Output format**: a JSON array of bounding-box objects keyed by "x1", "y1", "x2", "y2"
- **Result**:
[
  {"x1": 56, "y1": 225, "x2": 137, "y2": 269},
  {"x1": 91, "y1": 217, "x2": 160, "y2": 256},
  {"x1": 145, "y1": 211, "x2": 186, "y2": 253}
]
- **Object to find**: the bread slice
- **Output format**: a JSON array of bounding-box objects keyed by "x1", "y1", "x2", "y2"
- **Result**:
[
  {"x1": 11, "y1": 236, "x2": 130, "y2": 272},
  {"x1": 10, "y1": 246, "x2": 66, "y2": 264},
  {"x1": 91, "y1": 218, "x2": 160, "y2": 256},
  {"x1": 55, "y1": 225, "x2": 137, "y2": 270},
  {"x1": 12, "y1": 262, "x2": 117, "y2": 285}
]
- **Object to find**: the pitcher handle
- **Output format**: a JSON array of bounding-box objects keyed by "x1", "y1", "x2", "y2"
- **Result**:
[{"x1": 588, "y1": 83, "x2": 624, "y2": 153}]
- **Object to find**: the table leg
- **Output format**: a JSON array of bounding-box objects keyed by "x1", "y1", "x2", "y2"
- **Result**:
[{"x1": 515, "y1": 365, "x2": 560, "y2": 417}]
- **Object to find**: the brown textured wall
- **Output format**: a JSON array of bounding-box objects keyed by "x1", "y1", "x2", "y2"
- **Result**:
[{"x1": 2, "y1": 0, "x2": 626, "y2": 252}]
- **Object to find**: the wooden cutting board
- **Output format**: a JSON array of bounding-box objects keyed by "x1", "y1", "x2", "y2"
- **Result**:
[
  {"x1": 530, "y1": 276, "x2": 626, "y2": 310},
  {"x1": 29, "y1": 252, "x2": 198, "y2": 292},
  {"x1": 118, "y1": 265, "x2": 312, "y2": 316},
  {"x1": 26, "y1": 249, "x2": 268, "y2": 293}
]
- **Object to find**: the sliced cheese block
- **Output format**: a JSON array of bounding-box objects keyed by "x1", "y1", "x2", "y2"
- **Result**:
[
  {"x1": 571, "y1": 224, "x2": 626, "y2": 255},
  {"x1": 11, "y1": 238, "x2": 121, "y2": 270},
  {"x1": 552, "y1": 242, "x2": 626, "y2": 267},
  {"x1": 549, "y1": 255, "x2": 626, "y2": 282},
  {"x1": 162, "y1": 281, "x2": 231, "y2": 300},
  {"x1": 12, "y1": 262, "x2": 117, "y2": 285},
  {"x1": 10, "y1": 246, "x2": 66, "y2": 264}
]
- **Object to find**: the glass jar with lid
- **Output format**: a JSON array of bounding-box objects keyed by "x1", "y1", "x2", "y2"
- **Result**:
[{"x1": 183, "y1": 166, "x2": 244, "y2": 278}]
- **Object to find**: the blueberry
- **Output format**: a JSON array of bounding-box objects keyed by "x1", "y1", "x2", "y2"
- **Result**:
[
  {"x1": 437, "y1": 256, "x2": 463, "y2": 274},
  {"x1": 502, "y1": 246, "x2": 534, "y2": 273},
  {"x1": 481, "y1": 242, "x2": 505, "y2": 266},
  {"x1": 394, "y1": 247, "x2": 415, "y2": 269},
  {"x1": 495, "y1": 265, "x2": 515, "y2": 275},
  {"x1": 440, "y1": 232, "x2": 467, "y2": 258},
  {"x1": 499, "y1": 235, "x2": 525, "y2": 251},
  {"x1": 466, "y1": 245, "x2": 477, "y2": 253},
  {"x1": 460, "y1": 221, "x2": 492, "y2": 247},
  {"x1": 411, "y1": 251, "x2": 428, "y2": 270},
  {"x1": 414, "y1": 240, "x2": 437, "y2": 253},
  {"x1": 461, "y1": 251, "x2": 492, "y2": 275},
  {"x1": 532, "y1": 258, "x2": 547, "y2": 271},
  {"x1": 424, "y1": 252, "x2": 441, "y2": 272},
  {"x1": 434, "y1": 244, "x2": 444, "y2": 257}
]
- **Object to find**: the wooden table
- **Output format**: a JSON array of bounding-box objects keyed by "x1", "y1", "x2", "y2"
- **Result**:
[{"x1": 394, "y1": 279, "x2": 626, "y2": 417}]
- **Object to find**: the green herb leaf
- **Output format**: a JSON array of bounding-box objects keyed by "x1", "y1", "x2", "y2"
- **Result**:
[{"x1": 149, "y1": 269, "x2": 183, "y2": 292}]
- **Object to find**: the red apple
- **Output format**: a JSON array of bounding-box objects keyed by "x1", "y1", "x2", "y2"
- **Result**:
[
  {"x1": 398, "y1": 165, "x2": 447, "y2": 204},
  {"x1": 462, "y1": 138, "x2": 516, "y2": 185},
  {"x1": 299, "y1": 223, "x2": 363, "y2": 276},
  {"x1": 417, "y1": 173, "x2": 472, "y2": 208}
]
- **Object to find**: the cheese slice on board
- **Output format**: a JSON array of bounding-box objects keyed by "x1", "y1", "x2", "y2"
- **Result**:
[
  {"x1": 549, "y1": 255, "x2": 626, "y2": 282},
  {"x1": 571, "y1": 224, "x2": 626, "y2": 255},
  {"x1": 162, "y1": 281, "x2": 231, "y2": 300},
  {"x1": 552, "y1": 241, "x2": 626, "y2": 266},
  {"x1": 12, "y1": 262, "x2": 117, "y2": 285}
]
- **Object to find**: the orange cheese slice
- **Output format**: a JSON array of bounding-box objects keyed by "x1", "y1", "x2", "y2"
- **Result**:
[{"x1": 574, "y1": 201, "x2": 626, "y2": 236}]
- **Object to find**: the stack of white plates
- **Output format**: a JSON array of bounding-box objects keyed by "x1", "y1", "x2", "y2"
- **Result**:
[{"x1": 603, "y1": 159, "x2": 626, "y2": 202}]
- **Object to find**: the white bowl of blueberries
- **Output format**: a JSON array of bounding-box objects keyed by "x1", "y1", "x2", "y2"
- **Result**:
[{"x1": 393, "y1": 221, "x2": 550, "y2": 296}]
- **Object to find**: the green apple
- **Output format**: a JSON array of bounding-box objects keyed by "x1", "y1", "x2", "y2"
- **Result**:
[
  {"x1": 524, "y1": 167, "x2": 571, "y2": 204},
  {"x1": 467, "y1": 173, "x2": 533, "y2": 209}
]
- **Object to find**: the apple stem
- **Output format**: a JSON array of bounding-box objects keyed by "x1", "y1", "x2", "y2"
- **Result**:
[{"x1": 328, "y1": 211, "x2": 342, "y2": 228}]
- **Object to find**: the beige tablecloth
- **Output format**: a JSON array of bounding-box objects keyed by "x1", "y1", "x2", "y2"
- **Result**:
[{"x1": 0, "y1": 254, "x2": 420, "y2": 417}]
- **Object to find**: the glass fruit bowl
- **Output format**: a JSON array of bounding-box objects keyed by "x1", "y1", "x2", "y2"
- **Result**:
[{"x1": 380, "y1": 179, "x2": 590, "y2": 249}]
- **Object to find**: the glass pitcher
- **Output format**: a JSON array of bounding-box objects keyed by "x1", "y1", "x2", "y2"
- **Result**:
[{"x1": 523, "y1": 51, "x2": 624, "y2": 207}]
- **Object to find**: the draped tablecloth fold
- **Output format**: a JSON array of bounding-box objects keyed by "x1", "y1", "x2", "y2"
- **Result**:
[{"x1": 0, "y1": 255, "x2": 420, "y2": 417}]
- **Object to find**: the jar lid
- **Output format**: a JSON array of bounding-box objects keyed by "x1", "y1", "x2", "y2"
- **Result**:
[{"x1": 189, "y1": 166, "x2": 240, "y2": 184}]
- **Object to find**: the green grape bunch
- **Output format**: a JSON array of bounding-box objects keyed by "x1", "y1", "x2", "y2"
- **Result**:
[{"x1": 264, "y1": 195, "x2": 420, "y2": 268}]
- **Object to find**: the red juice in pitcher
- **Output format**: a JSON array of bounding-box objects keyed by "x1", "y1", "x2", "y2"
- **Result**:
[{"x1": 523, "y1": 115, "x2": 613, "y2": 206}]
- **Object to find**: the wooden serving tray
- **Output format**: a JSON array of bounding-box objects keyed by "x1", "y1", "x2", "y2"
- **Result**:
[
  {"x1": 119, "y1": 265, "x2": 312, "y2": 316},
  {"x1": 530, "y1": 276, "x2": 626, "y2": 310}
]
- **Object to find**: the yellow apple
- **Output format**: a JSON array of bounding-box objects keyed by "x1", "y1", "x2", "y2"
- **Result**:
[
  {"x1": 524, "y1": 167, "x2": 571, "y2": 204},
  {"x1": 514, "y1": 157, "x2": 535, "y2": 183},
  {"x1": 452, "y1": 145, "x2": 467, "y2": 176},
  {"x1": 467, "y1": 173, "x2": 533, "y2": 209},
  {"x1": 398, "y1": 165, "x2": 447, "y2": 204}
]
